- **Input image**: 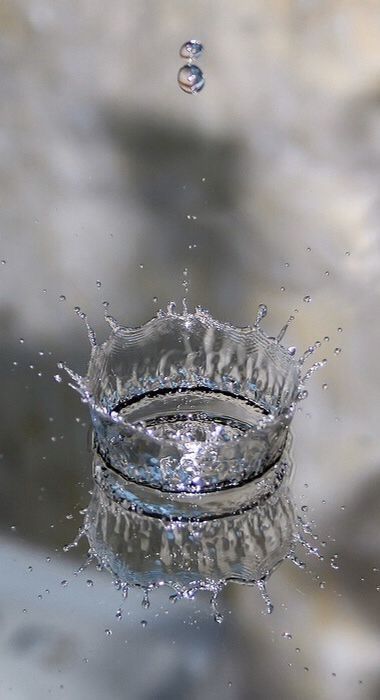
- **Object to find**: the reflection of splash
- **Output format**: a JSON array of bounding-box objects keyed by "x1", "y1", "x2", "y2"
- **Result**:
[{"x1": 64, "y1": 448, "x2": 321, "y2": 621}]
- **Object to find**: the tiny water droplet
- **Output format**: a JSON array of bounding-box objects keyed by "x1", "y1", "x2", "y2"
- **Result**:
[
  {"x1": 96, "y1": 280, "x2": 101, "y2": 288},
  {"x1": 295, "y1": 648, "x2": 301, "y2": 653},
  {"x1": 345, "y1": 251, "x2": 351, "y2": 256},
  {"x1": 115, "y1": 608, "x2": 123, "y2": 620},
  {"x1": 179, "y1": 39, "x2": 204, "y2": 59},
  {"x1": 59, "y1": 295, "x2": 66, "y2": 302},
  {"x1": 301, "y1": 505, "x2": 308, "y2": 512},
  {"x1": 54, "y1": 374, "x2": 62, "y2": 383},
  {"x1": 337, "y1": 327, "x2": 342, "y2": 333},
  {"x1": 255, "y1": 303, "x2": 267, "y2": 326},
  {"x1": 139, "y1": 264, "x2": 144, "y2": 269},
  {"x1": 319, "y1": 581, "x2": 326, "y2": 589},
  {"x1": 140, "y1": 620, "x2": 147, "y2": 628},
  {"x1": 153, "y1": 296, "x2": 158, "y2": 303},
  {"x1": 102, "y1": 301, "x2": 110, "y2": 308},
  {"x1": 288, "y1": 346, "x2": 297, "y2": 356},
  {"x1": 19, "y1": 338, "x2": 25, "y2": 344},
  {"x1": 322, "y1": 383, "x2": 328, "y2": 390},
  {"x1": 280, "y1": 286, "x2": 285, "y2": 292},
  {"x1": 306, "y1": 247, "x2": 311, "y2": 252},
  {"x1": 1, "y1": 259, "x2": 6, "y2": 265},
  {"x1": 282, "y1": 632, "x2": 292, "y2": 640},
  {"x1": 178, "y1": 64, "x2": 205, "y2": 94},
  {"x1": 334, "y1": 347, "x2": 342, "y2": 355},
  {"x1": 105, "y1": 628, "x2": 112, "y2": 636},
  {"x1": 61, "y1": 579, "x2": 68, "y2": 587},
  {"x1": 28, "y1": 566, "x2": 33, "y2": 572},
  {"x1": 325, "y1": 271, "x2": 330, "y2": 277},
  {"x1": 303, "y1": 295, "x2": 311, "y2": 303},
  {"x1": 324, "y1": 336, "x2": 330, "y2": 342}
]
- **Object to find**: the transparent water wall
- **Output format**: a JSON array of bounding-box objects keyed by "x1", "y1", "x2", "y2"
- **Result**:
[{"x1": 1, "y1": 3, "x2": 379, "y2": 700}]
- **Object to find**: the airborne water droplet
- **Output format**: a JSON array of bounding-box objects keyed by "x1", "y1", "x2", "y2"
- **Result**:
[
  {"x1": 179, "y1": 39, "x2": 204, "y2": 60},
  {"x1": 59, "y1": 295, "x2": 66, "y2": 302},
  {"x1": 177, "y1": 64, "x2": 205, "y2": 94},
  {"x1": 303, "y1": 295, "x2": 311, "y2": 303}
]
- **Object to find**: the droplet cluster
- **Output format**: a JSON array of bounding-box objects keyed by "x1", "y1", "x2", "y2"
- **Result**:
[{"x1": 177, "y1": 39, "x2": 205, "y2": 94}]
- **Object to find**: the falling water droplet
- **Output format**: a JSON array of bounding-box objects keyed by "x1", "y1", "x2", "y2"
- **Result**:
[
  {"x1": 303, "y1": 295, "x2": 311, "y2": 303},
  {"x1": 54, "y1": 374, "x2": 62, "y2": 383},
  {"x1": 96, "y1": 280, "x2": 101, "y2": 288},
  {"x1": 288, "y1": 346, "x2": 297, "y2": 356},
  {"x1": 325, "y1": 271, "x2": 330, "y2": 277},
  {"x1": 1, "y1": 259, "x2": 6, "y2": 265},
  {"x1": 179, "y1": 39, "x2": 204, "y2": 59},
  {"x1": 282, "y1": 632, "x2": 293, "y2": 640},
  {"x1": 334, "y1": 347, "x2": 342, "y2": 355},
  {"x1": 140, "y1": 620, "x2": 147, "y2": 628},
  {"x1": 59, "y1": 295, "x2": 66, "y2": 302},
  {"x1": 105, "y1": 628, "x2": 112, "y2": 636},
  {"x1": 257, "y1": 578, "x2": 273, "y2": 614},
  {"x1": 86, "y1": 579, "x2": 93, "y2": 587},
  {"x1": 177, "y1": 64, "x2": 205, "y2": 94},
  {"x1": 61, "y1": 579, "x2": 68, "y2": 587},
  {"x1": 322, "y1": 383, "x2": 328, "y2": 390}
]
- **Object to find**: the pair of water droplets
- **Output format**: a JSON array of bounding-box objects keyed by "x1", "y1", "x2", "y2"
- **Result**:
[{"x1": 177, "y1": 40, "x2": 205, "y2": 94}]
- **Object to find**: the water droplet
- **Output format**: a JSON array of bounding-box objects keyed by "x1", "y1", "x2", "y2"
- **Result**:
[
  {"x1": 140, "y1": 620, "x2": 147, "y2": 628},
  {"x1": 324, "y1": 336, "x2": 330, "y2": 342},
  {"x1": 301, "y1": 505, "x2": 308, "y2": 512},
  {"x1": 179, "y1": 39, "x2": 204, "y2": 59},
  {"x1": 345, "y1": 251, "x2": 351, "y2": 256},
  {"x1": 115, "y1": 608, "x2": 123, "y2": 620},
  {"x1": 306, "y1": 247, "x2": 311, "y2": 252},
  {"x1": 295, "y1": 647, "x2": 301, "y2": 653},
  {"x1": 319, "y1": 581, "x2": 326, "y2": 589},
  {"x1": 28, "y1": 565, "x2": 33, "y2": 572},
  {"x1": 105, "y1": 628, "x2": 112, "y2": 636},
  {"x1": 178, "y1": 64, "x2": 205, "y2": 94},
  {"x1": 61, "y1": 579, "x2": 68, "y2": 587},
  {"x1": 255, "y1": 303, "x2": 267, "y2": 326},
  {"x1": 303, "y1": 295, "x2": 311, "y2": 303},
  {"x1": 280, "y1": 286, "x2": 285, "y2": 292},
  {"x1": 284, "y1": 262, "x2": 290, "y2": 268},
  {"x1": 139, "y1": 264, "x2": 144, "y2": 269},
  {"x1": 334, "y1": 347, "x2": 342, "y2": 355},
  {"x1": 54, "y1": 374, "x2": 62, "y2": 383},
  {"x1": 1, "y1": 259, "x2": 6, "y2": 265},
  {"x1": 96, "y1": 280, "x2": 101, "y2": 288},
  {"x1": 86, "y1": 579, "x2": 93, "y2": 587},
  {"x1": 325, "y1": 271, "x2": 330, "y2": 277},
  {"x1": 337, "y1": 327, "x2": 342, "y2": 333},
  {"x1": 288, "y1": 346, "x2": 297, "y2": 356},
  {"x1": 102, "y1": 301, "x2": 110, "y2": 309},
  {"x1": 322, "y1": 383, "x2": 328, "y2": 390},
  {"x1": 59, "y1": 295, "x2": 66, "y2": 302},
  {"x1": 282, "y1": 632, "x2": 293, "y2": 640},
  {"x1": 304, "y1": 667, "x2": 309, "y2": 672},
  {"x1": 153, "y1": 296, "x2": 158, "y2": 303},
  {"x1": 19, "y1": 338, "x2": 25, "y2": 344}
]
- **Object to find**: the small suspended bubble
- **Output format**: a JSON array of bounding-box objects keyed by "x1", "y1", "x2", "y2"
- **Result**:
[
  {"x1": 303, "y1": 295, "x2": 311, "y2": 303},
  {"x1": 179, "y1": 39, "x2": 204, "y2": 59},
  {"x1": 178, "y1": 64, "x2": 205, "y2": 94},
  {"x1": 59, "y1": 295, "x2": 66, "y2": 302}
]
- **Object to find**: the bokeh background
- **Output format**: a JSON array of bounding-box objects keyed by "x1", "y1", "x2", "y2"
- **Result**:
[{"x1": 0, "y1": 1, "x2": 379, "y2": 698}]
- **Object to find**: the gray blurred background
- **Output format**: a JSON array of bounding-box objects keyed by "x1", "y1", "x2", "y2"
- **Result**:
[{"x1": 0, "y1": 1, "x2": 379, "y2": 698}]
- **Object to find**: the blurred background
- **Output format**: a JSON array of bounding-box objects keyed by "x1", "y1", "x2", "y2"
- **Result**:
[{"x1": 0, "y1": 1, "x2": 380, "y2": 698}]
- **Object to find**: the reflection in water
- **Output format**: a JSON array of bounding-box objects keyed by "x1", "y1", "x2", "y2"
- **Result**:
[{"x1": 66, "y1": 448, "x2": 320, "y2": 622}]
